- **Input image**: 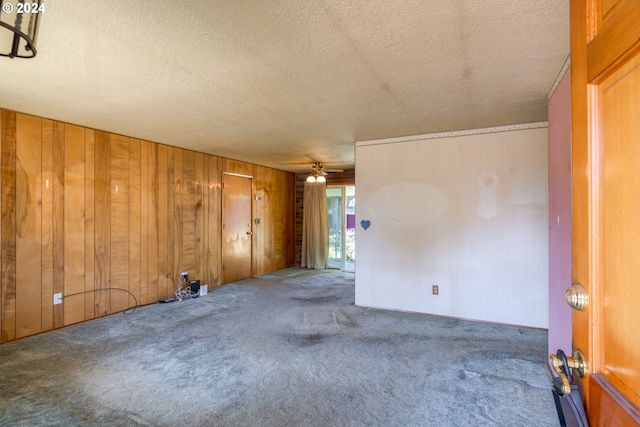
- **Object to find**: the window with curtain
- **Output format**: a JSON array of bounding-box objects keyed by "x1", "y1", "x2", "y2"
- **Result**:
[{"x1": 301, "y1": 181, "x2": 329, "y2": 269}]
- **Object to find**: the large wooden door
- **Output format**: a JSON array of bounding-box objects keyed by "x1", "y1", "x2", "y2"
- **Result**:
[
  {"x1": 222, "y1": 173, "x2": 252, "y2": 283},
  {"x1": 571, "y1": 0, "x2": 640, "y2": 424}
]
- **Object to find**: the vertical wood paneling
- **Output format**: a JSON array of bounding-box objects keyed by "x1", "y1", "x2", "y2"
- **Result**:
[
  {"x1": 167, "y1": 147, "x2": 175, "y2": 294},
  {"x1": 1, "y1": 111, "x2": 17, "y2": 342},
  {"x1": 273, "y1": 170, "x2": 285, "y2": 271},
  {"x1": 140, "y1": 141, "x2": 149, "y2": 305},
  {"x1": 110, "y1": 135, "x2": 130, "y2": 313},
  {"x1": 41, "y1": 119, "x2": 54, "y2": 331},
  {"x1": 182, "y1": 150, "x2": 195, "y2": 277},
  {"x1": 147, "y1": 142, "x2": 159, "y2": 302},
  {"x1": 157, "y1": 145, "x2": 169, "y2": 299},
  {"x1": 169, "y1": 148, "x2": 183, "y2": 290},
  {"x1": 194, "y1": 152, "x2": 204, "y2": 281},
  {"x1": 84, "y1": 130, "x2": 95, "y2": 319},
  {"x1": 286, "y1": 173, "x2": 296, "y2": 267},
  {"x1": 63, "y1": 124, "x2": 85, "y2": 326},
  {"x1": 52, "y1": 122, "x2": 65, "y2": 329},
  {"x1": 202, "y1": 155, "x2": 210, "y2": 285},
  {"x1": 224, "y1": 159, "x2": 253, "y2": 176},
  {"x1": 129, "y1": 139, "x2": 141, "y2": 309},
  {"x1": 0, "y1": 108, "x2": 297, "y2": 344},
  {"x1": 207, "y1": 156, "x2": 222, "y2": 287},
  {"x1": 94, "y1": 131, "x2": 111, "y2": 316},
  {"x1": 254, "y1": 165, "x2": 273, "y2": 276},
  {"x1": 15, "y1": 114, "x2": 42, "y2": 339}
]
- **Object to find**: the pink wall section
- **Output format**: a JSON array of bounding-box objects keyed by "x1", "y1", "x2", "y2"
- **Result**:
[{"x1": 547, "y1": 69, "x2": 572, "y2": 355}]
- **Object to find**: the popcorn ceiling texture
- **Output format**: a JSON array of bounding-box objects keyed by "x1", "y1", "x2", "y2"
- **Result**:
[{"x1": 0, "y1": 1, "x2": 568, "y2": 172}]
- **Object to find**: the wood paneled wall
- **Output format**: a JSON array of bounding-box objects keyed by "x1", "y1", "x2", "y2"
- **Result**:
[{"x1": 0, "y1": 109, "x2": 295, "y2": 343}]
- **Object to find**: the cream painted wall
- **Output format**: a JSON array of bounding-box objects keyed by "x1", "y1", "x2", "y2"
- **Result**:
[{"x1": 355, "y1": 124, "x2": 549, "y2": 328}]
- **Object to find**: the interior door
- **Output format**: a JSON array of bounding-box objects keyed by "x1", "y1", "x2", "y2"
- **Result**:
[
  {"x1": 222, "y1": 173, "x2": 252, "y2": 283},
  {"x1": 570, "y1": 0, "x2": 640, "y2": 424}
]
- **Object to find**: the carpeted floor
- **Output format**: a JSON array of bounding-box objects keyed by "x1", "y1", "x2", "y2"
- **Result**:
[{"x1": 0, "y1": 268, "x2": 558, "y2": 426}]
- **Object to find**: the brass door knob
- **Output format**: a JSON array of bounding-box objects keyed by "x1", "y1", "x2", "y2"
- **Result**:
[{"x1": 566, "y1": 283, "x2": 589, "y2": 310}]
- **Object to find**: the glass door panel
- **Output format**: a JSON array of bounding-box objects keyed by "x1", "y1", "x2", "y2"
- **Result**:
[
  {"x1": 326, "y1": 187, "x2": 344, "y2": 269},
  {"x1": 345, "y1": 185, "x2": 356, "y2": 271}
]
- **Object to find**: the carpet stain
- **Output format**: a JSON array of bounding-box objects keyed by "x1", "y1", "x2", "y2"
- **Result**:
[
  {"x1": 290, "y1": 295, "x2": 342, "y2": 304},
  {"x1": 286, "y1": 332, "x2": 329, "y2": 347}
]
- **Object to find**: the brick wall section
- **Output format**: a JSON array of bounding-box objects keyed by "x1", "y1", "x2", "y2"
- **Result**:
[{"x1": 295, "y1": 169, "x2": 355, "y2": 266}]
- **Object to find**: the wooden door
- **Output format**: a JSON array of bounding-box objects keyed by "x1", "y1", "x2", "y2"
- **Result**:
[
  {"x1": 222, "y1": 173, "x2": 252, "y2": 283},
  {"x1": 571, "y1": 0, "x2": 640, "y2": 424}
]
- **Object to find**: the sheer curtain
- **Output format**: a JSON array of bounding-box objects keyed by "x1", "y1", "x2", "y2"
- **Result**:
[{"x1": 301, "y1": 181, "x2": 329, "y2": 269}]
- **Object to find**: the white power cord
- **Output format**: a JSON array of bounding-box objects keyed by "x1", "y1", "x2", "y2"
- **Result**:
[{"x1": 174, "y1": 276, "x2": 198, "y2": 301}]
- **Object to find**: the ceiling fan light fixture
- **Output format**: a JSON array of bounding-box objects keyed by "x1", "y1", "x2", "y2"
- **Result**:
[
  {"x1": 316, "y1": 175, "x2": 326, "y2": 183},
  {"x1": 0, "y1": 0, "x2": 42, "y2": 58},
  {"x1": 306, "y1": 175, "x2": 317, "y2": 183}
]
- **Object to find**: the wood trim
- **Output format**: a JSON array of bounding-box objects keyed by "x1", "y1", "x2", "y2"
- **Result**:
[
  {"x1": 222, "y1": 171, "x2": 253, "y2": 179},
  {"x1": 587, "y1": 0, "x2": 640, "y2": 82},
  {"x1": 591, "y1": 374, "x2": 640, "y2": 425},
  {"x1": 570, "y1": 0, "x2": 592, "y2": 408}
]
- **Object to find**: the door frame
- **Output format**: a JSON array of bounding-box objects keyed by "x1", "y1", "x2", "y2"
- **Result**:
[
  {"x1": 326, "y1": 184, "x2": 356, "y2": 272},
  {"x1": 221, "y1": 171, "x2": 253, "y2": 284},
  {"x1": 326, "y1": 185, "x2": 346, "y2": 270}
]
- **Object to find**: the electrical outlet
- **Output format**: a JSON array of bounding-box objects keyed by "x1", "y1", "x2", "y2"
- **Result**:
[
  {"x1": 53, "y1": 293, "x2": 63, "y2": 305},
  {"x1": 181, "y1": 271, "x2": 188, "y2": 282},
  {"x1": 432, "y1": 285, "x2": 439, "y2": 295}
]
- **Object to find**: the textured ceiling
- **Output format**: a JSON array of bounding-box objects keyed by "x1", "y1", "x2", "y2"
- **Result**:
[{"x1": 0, "y1": 0, "x2": 569, "y2": 173}]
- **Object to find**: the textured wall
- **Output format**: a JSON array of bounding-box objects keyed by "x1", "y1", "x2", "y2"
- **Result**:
[
  {"x1": 355, "y1": 124, "x2": 549, "y2": 328},
  {"x1": 547, "y1": 70, "x2": 572, "y2": 353}
]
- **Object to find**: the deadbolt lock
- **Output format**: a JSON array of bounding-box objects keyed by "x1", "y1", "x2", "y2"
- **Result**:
[{"x1": 566, "y1": 283, "x2": 589, "y2": 311}]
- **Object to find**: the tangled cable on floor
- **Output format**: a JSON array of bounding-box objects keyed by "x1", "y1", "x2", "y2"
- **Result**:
[{"x1": 174, "y1": 276, "x2": 199, "y2": 301}]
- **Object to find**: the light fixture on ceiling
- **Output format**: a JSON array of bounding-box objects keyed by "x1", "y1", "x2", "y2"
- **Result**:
[
  {"x1": 306, "y1": 162, "x2": 334, "y2": 184},
  {"x1": 0, "y1": 0, "x2": 43, "y2": 58},
  {"x1": 306, "y1": 173, "x2": 326, "y2": 184}
]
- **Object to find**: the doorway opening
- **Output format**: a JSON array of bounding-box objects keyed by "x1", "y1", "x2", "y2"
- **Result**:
[{"x1": 326, "y1": 185, "x2": 355, "y2": 271}]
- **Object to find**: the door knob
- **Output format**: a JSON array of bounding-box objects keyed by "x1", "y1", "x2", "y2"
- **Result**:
[
  {"x1": 246, "y1": 231, "x2": 253, "y2": 235},
  {"x1": 566, "y1": 283, "x2": 589, "y2": 310}
]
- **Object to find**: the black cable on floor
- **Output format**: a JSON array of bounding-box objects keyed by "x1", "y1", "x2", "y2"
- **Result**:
[{"x1": 62, "y1": 288, "x2": 138, "y2": 314}]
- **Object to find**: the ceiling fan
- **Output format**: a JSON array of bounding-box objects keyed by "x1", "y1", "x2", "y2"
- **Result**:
[
  {"x1": 310, "y1": 162, "x2": 344, "y2": 176},
  {"x1": 306, "y1": 162, "x2": 344, "y2": 183}
]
